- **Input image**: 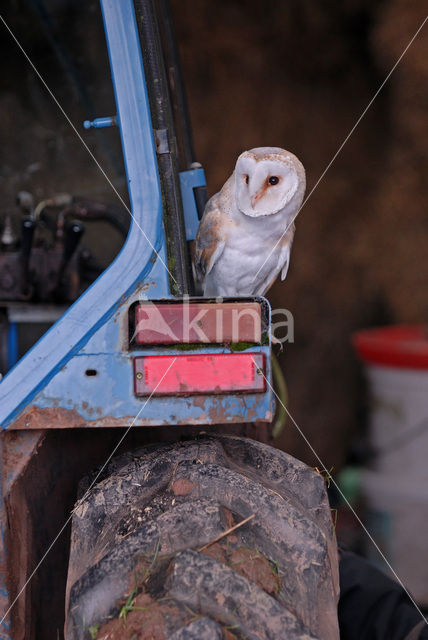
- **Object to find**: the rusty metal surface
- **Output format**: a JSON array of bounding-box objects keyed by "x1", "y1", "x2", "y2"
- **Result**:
[
  {"x1": 11, "y1": 407, "x2": 86, "y2": 431},
  {"x1": 9, "y1": 386, "x2": 273, "y2": 430},
  {"x1": 1, "y1": 430, "x2": 45, "y2": 494},
  {"x1": 3, "y1": 294, "x2": 273, "y2": 432},
  {"x1": 0, "y1": 430, "x2": 45, "y2": 636}
]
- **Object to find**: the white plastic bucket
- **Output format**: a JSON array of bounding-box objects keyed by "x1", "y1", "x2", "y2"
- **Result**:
[
  {"x1": 366, "y1": 364, "x2": 428, "y2": 481},
  {"x1": 361, "y1": 469, "x2": 428, "y2": 605},
  {"x1": 353, "y1": 325, "x2": 428, "y2": 604}
]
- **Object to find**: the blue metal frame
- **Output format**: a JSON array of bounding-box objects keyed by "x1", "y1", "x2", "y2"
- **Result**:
[
  {"x1": 6, "y1": 323, "x2": 18, "y2": 371},
  {"x1": 0, "y1": 0, "x2": 170, "y2": 429},
  {"x1": 0, "y1": 0, "x2": 273, "y2": 432},
  {"x1": 179, "y1": 167, "x2": 206, "y2": 241},
  {"x1": 0, "y1": 1, "x2": 274, "y2": 631}
]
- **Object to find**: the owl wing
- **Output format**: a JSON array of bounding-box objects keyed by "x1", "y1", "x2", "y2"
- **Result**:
[
  {"x1": 254, "y1": 225, "x2": 295, "y2": 296},
  {"x1": 194, "y1": 199, "x2": 227, "y2": 282},
  {"x1": 279, "y1": 223, "x2": 295, "y2": 281}
]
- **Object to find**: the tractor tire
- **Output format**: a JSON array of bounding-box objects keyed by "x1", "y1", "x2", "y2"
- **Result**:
[{"x1": 64, "y1": 435, "x2": 340, "y2": 640}]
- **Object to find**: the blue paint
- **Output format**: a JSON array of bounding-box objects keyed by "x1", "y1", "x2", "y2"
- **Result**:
[
  {"x1": 6, "y1": 323, "x2": 18, "y2": 371},
  {"x1": 26, "y1": 342, "x2": 273, "y2": 426},
  {"x1": 0, "y1": 0, "x2": 274, "y2": 432},
  {"x1": 0, "y1": 0, "x2": 170, "y2": 428},
  {"x1": 0, "y1": 249, "x2": 168, "y2": 429},
  {"x1": 179, "y1": 168, "x2": 206, "y2": 241},
  {"x1": 0, "y1": 0, "x2": 274, "y2": 431},
  {"x1": 83, "y1": 115, "x2": 117, "y2": 129}
]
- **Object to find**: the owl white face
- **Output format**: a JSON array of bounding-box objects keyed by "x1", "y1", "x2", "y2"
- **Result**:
[{"x1": 234, "y1": 150, "x2": 301, "y2": 218}]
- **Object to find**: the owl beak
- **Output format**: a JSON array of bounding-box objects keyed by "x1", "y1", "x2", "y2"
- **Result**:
[
  {"x1": 251, "y1": 187, "x2": 266, "y2": 209},
  {"x1": 251, "y1": 191, "x2": 262, "y2": 209}
]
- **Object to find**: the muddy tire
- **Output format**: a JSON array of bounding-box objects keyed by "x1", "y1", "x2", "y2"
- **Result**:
[{"x1": 65, "y1": 435, "x2": 340, "y2": 640}]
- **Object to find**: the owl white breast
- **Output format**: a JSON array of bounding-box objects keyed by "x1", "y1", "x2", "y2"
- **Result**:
[{"x1": 194, "y1": 147, "x2": 306, "y2": 297}]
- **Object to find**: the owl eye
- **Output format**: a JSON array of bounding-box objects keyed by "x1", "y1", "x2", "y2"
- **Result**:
[
  {"x1": 268, "y1": 176, "x2": 279, "y2": 186},
  {"x1": 243, "y1": 174, "x2": 249, "y2": 185}
]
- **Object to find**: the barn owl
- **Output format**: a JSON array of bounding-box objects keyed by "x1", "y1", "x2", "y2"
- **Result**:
[{"x1": 193, "y1": 147, "x2": 306, "y2": 297}]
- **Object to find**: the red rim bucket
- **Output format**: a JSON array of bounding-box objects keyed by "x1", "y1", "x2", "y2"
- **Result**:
[{"x1": 352, "y1": 324, "x2": 428, "y2": 370}]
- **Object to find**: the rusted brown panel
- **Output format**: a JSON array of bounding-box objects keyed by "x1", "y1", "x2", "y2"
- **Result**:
[
  {"x1": 4, "y1": 429, "x2": 157, "y2": 638},
  {"x1": 5, "y1": 473, "x2": 36, "y2": 639},
  {"x1": 0, "y1": 431, "x2": 46, "y2": 630},
  {"x1": 1, "y1": 430, "x2": 46, "y2": 493},
  {"x1": 10, "y1": 407, "x2": 137, "y2": 430},
  {"x1": 11, "y1": 406, "x2": 86, "y2": 430},
  {"x1": 10, "y1": 396, "x2": 272, "y2": 431}
]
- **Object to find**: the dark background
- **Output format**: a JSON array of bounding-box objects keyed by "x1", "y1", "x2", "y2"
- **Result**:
[{"x1": 1, "y1": 0, "x2": 427, "y2": 472}]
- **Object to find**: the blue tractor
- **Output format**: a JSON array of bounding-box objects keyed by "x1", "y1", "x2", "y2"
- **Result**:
[{"x1": 0, "y1": 2, "x2": 339, "y2": 638}]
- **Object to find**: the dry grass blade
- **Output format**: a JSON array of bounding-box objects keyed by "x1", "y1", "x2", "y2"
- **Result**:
[{"x1": 198, "y1": 514, "x2": 255, "y2": 552}]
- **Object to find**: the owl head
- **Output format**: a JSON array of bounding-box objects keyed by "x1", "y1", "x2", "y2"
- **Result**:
[{"x1": 234, "y1": 147, "x2": 305, "y2": 218}]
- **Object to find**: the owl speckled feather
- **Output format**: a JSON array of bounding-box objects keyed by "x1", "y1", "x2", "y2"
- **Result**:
[{"x1": 194, "y1": 147, "x2": 306, "y2": 296}]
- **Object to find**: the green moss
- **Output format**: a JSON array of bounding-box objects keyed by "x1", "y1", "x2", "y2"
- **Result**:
[
  {"x1": 167, "y1": 255, "x2": 176, "y2": 272},
  {"x1": 228, "y1": 342, "x2": 254, "y2": 352},
  {"x1": 88, "y1": 625, "x2": 99, "y2": 639},
  {"x1": 172, "y1": 343, "x2": 206, "y2": 351},
  {"x1": 171, "y1": 281, "x2": 182, "y2": 296}
]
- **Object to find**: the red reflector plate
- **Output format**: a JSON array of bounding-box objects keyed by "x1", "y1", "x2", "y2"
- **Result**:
[
  {"x1": 134, "y1": 302, "x2": 261, "y2": 344},
  {"x1": 134, "y1": 353, "x2": 266, "y2": 396}
]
